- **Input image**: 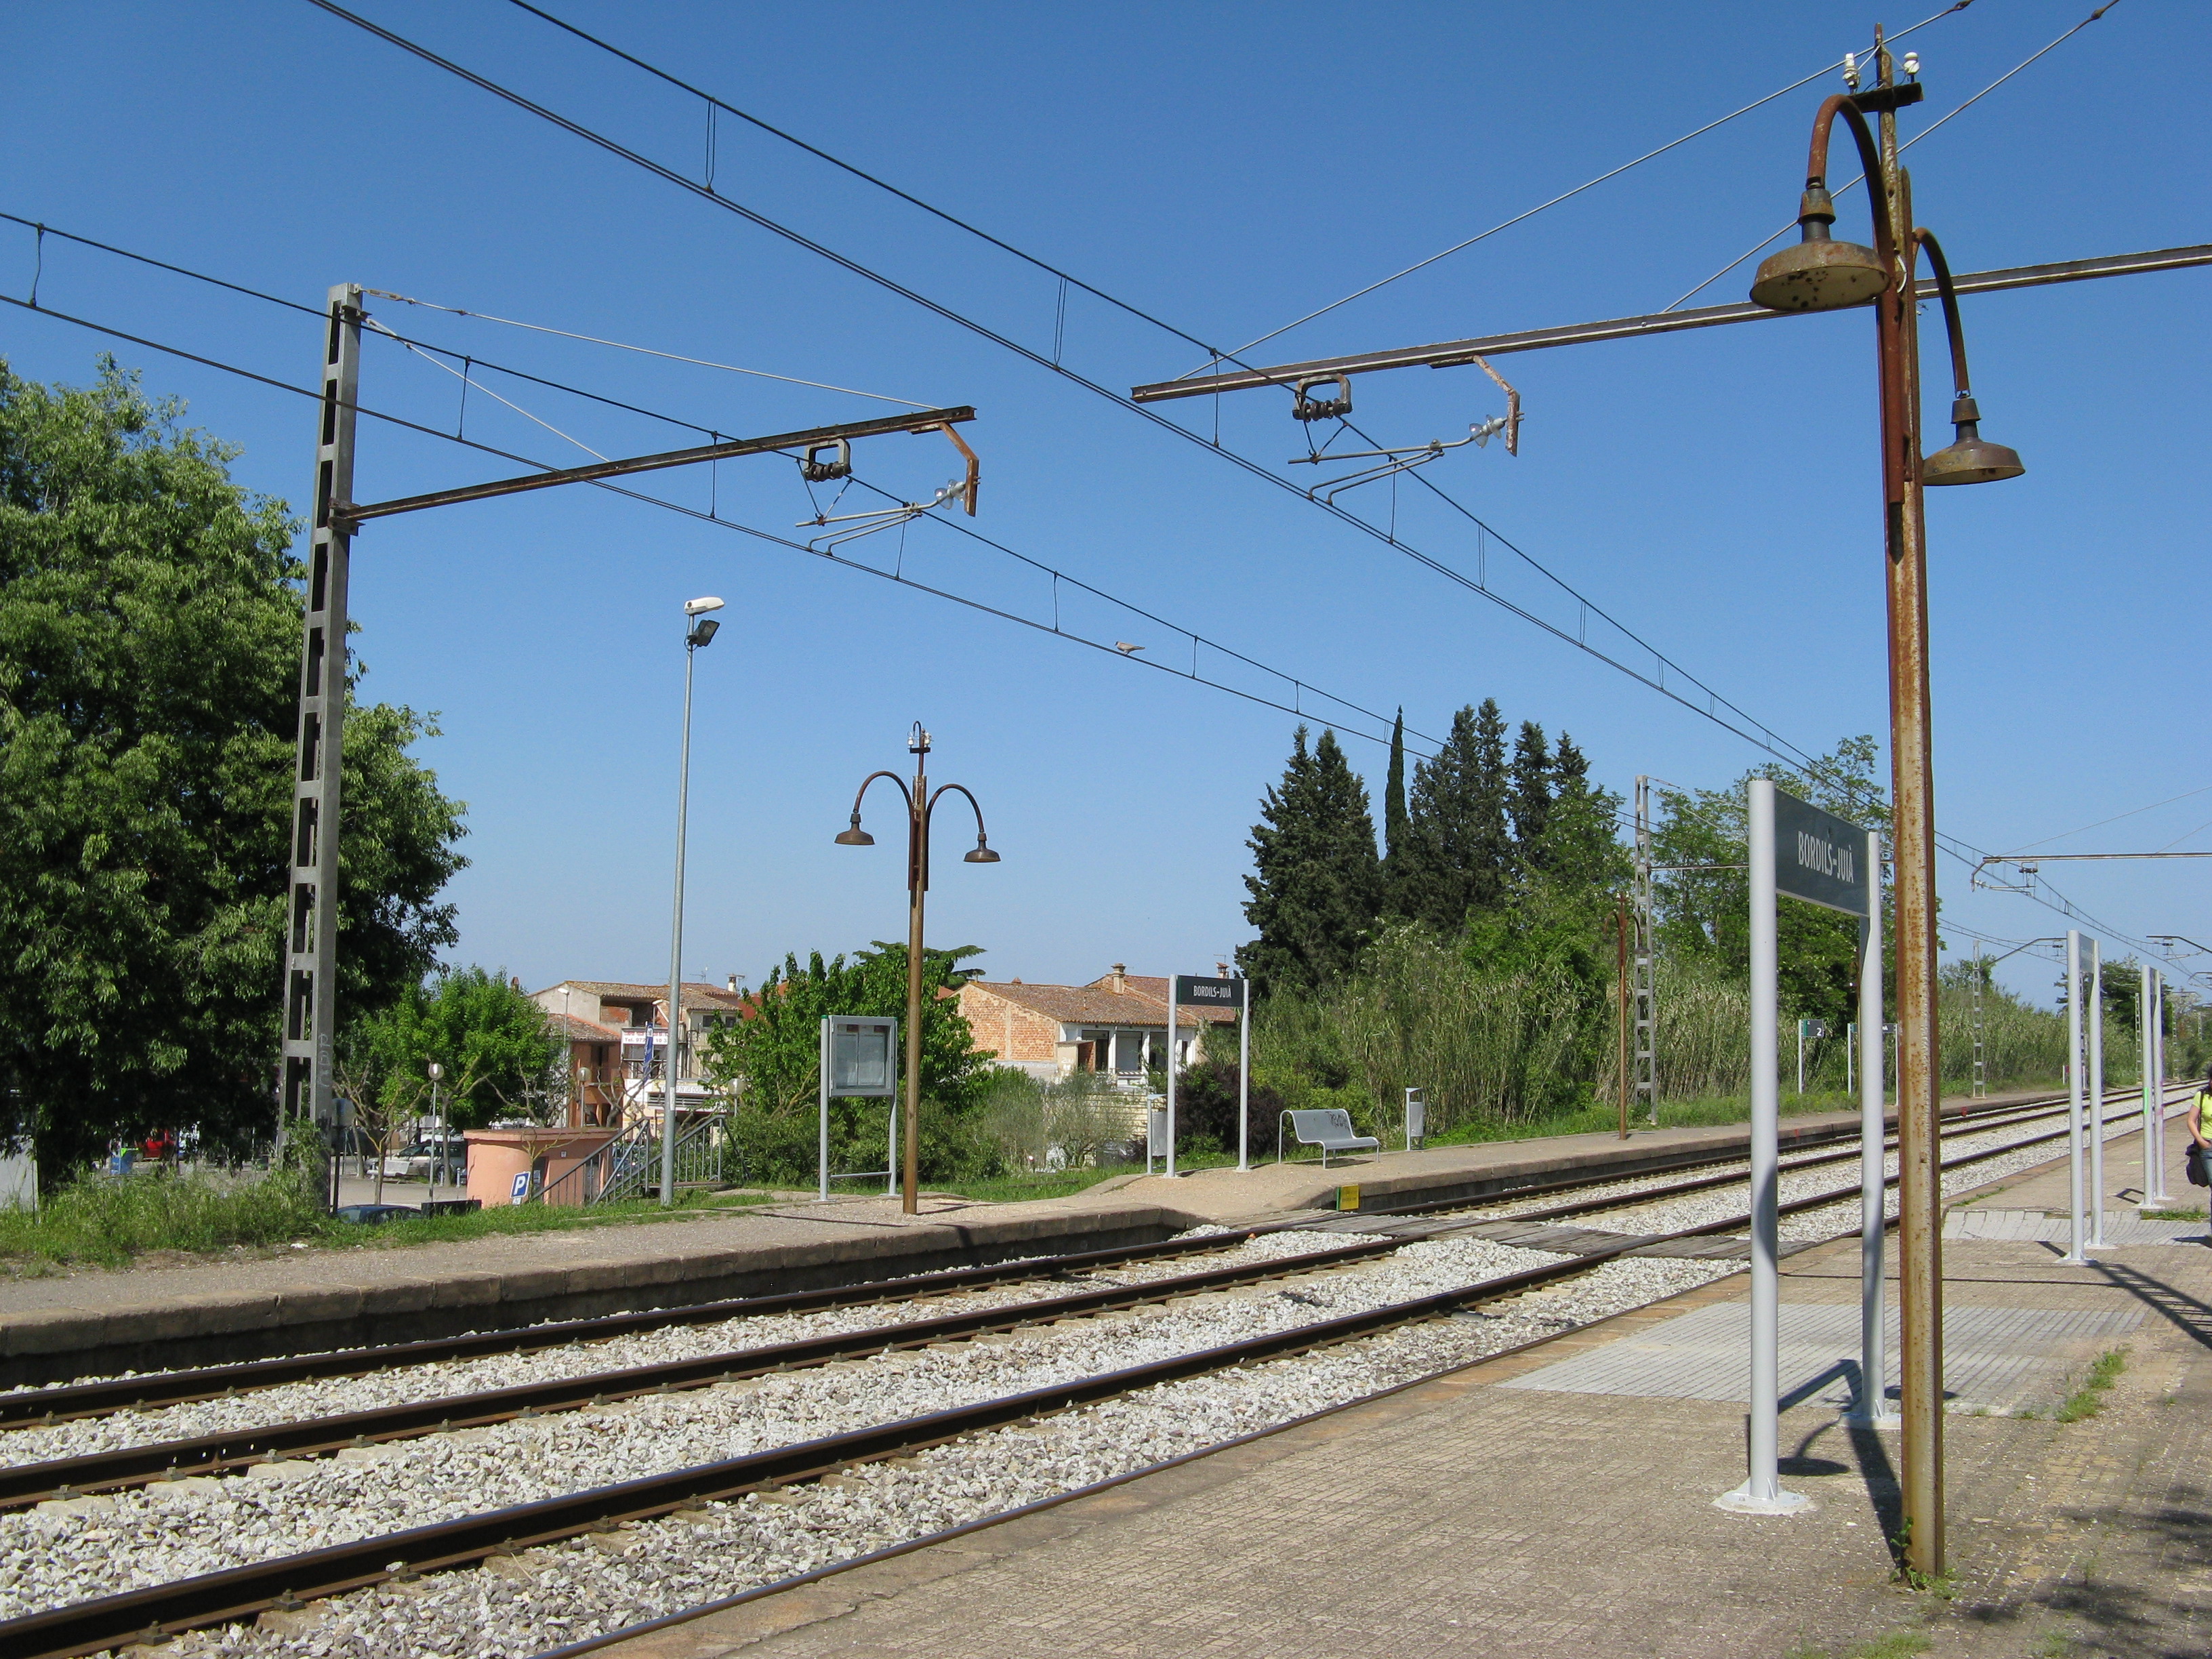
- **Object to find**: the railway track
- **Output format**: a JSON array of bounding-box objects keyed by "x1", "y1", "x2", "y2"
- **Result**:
[
  {"x1": 0, "y1": 1090, "x2": 2170, "y2": 1659},
  {"x1": 0, "y1": 1086, "x2": 2095, "y2": 1487},
  {"x1": 0, "y1": 1086, "x2": 2088, "y2": 1437}
]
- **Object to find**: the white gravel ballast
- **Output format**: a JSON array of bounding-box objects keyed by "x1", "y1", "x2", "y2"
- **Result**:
[
  {"x1": 126, "y1": 1252, "x2": 1724, "y2": 1659},
  {"x1": 0, "y1": 1229, "x2": 1373, "y2": 1471},
  {"x1": 0, "y1": 1233, "x2": 1636, "y2": 1626}
]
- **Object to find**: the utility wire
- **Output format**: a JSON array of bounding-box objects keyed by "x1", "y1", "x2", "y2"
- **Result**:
[
  {"x1": 1193, "y1": 2, "x2": 1973, "y2": 371},
  {"x1": 0, "y1": 285, "x2": 1427, "y2": 755},
  {"x1": 1662, "y1": 1, "x2": 2125, "y2": 313},
  {"x1": 302, "y1": 0, "x2": 1853, "y2": 790},
  {"x1": 2004, "y1": 780, "x2": 2212, "y2": 855},
  {"x1": 363, "y1": 286, "x2": 933, "y2": 407},
  {"x1": 0, "y1": 210, "x2": 750, "y2": 443}
]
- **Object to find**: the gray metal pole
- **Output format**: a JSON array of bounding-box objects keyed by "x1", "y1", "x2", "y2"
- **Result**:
[
  {"x1": 279, "y1": 284, "x2": 362, "y2": 1214},
  {"x1": 660, "y1": 632, "x2": 698, "y2": 1208},
  {"x1": 1851, "y1": 830, "x2": 1896, "y2": 1427},
  {"x1": 2142, "y1": 963, "x2": 2158, "y2": 1213},
  {"x1": 1164, "y1": 977, "x2": 1178, "y2": 1180},
  {"x1": 817, "y1": 1017, "x2": 830, "y2": 1203},
  {"x1": 2148, "y1": 971, "x2": 2173, "y2": 1205},
  {"x1": 1719, "y1": 779, "x2": 1806, "y2": 1513},
  {"x1": 2087, "y1": 941, "x2": 2106, "y2": 1248},
  {"x1": 2062, "y1": 932, "x2": 2087, "y2": 1264},
  {"x1": 1237, "y1": 981, "x2": 1251, "y2": 1172}
]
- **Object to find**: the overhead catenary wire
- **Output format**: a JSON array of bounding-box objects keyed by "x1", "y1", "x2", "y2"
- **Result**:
[
  {"x1": 302, "y1": 0, "x2": 1861, "y2": 792},
  {"x1": 0, "y1": 285, "x2": 1430, "y2": 757},
  {"x1": 7, "y1": 278, "x2": 2187, "y2": 968}
]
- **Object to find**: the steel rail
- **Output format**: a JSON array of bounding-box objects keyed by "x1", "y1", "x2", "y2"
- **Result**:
[
  {"x1": 3, "y1": 1094, "x2": 2166, "y2": 1659},
  {"x1": 1353, "y1": 1088, "x2": 2076, "y2": 1223},
  {"x1": 0, "y1": 1094, "x2": 2087, "y2": 1502},
  {"x1": 0, "y1": 1248, "x2": 1620, "y2": 1659},
  {"x1": 0, "y1": 1236, "x2": 1411, "y2": 1509},
  {"x1": 0, "y1": 1088, "x2": 2070, "y2": 1430},
  {"x1": 0, "y1": 1228, "x2": 1282, "y2": 1429},
  {"x1": 1384, "y1": 1088, "x2": 2118, "y2": 1227}
]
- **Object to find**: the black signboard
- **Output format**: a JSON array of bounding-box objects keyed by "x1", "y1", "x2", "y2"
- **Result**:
[
  {"x1": 1771, "y1": 790, "x2": 1870, "y2": 918},
  {"x1": 1173, "y1": 975, "x2": 1247, "y2": 1010}
]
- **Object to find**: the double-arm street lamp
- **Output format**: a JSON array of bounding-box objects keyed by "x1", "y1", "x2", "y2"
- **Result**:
[
  {"x1": 836, "y1": 724, "x2": 999, "y2": 1215},
  {"x1": 1746, "y1": 35, "x2": 2024, "y2": 1578},
  {"x1": 661, "y1": 596, "x2": 724, "y2": 1207}
]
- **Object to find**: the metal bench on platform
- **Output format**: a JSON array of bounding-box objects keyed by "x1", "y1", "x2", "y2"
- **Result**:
[{"x1": 1279, "y1": 1108, "x2": 1380, "y2": 1168}]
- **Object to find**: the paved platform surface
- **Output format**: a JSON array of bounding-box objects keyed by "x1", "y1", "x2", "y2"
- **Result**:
[{"x1": 590, "y1": 1122, "x2": 2211, "y2": 1659}]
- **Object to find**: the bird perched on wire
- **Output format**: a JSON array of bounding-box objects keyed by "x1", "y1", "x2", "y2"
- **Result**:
[{"x1": 1115, "y1": 641, "x2": 1144, "y2": 655}]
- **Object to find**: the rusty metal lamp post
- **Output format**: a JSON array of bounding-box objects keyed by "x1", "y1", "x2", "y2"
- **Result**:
[
  {"x1": 1748, "y1": 39, "x2": 2024, "y2": 1580},
  {"x1": 836, "y1": 724, "x2": 1000, "y2": 1215}
]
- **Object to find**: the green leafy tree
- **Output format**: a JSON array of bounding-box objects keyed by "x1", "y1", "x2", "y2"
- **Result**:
[
  {"x1": 0, "y1": 361, "x2": 468, "y2": 1175},
  {"x1": 343, "y1": 966, "x2": 562, "y2": 1134},
  {"x1": 1651, "y1": 736, "x2": 1889, "y2": 1030},
  {"x1": 1238, "y1": 727, "x2": 1383, "y2": 996},
  {"x1": 699, "y1": 943, "x2": 995, "y2": 1183},
  {"x1": 1397, "y1": 699, "x2": 1511, "y2": 935},
  {"x1": 1537, "y1": 733, "x2": 1624, "y2": 888}
]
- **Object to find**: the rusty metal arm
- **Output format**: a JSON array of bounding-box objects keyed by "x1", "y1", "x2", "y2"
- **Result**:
[
  {"x1": 935, "y1": 422, "x2": 981, "y2": 514},
  {"x1": 928, "y1": 781, "x2": 992, "y2": 844},
  {"x1": 1913, "y1": 229, "x2": 1973, "y2": 400},
  {"x1": 1128, "y1": 247, "x2": 2212, "y2": 401},
  {"x1": 342, "y1": 406, "x2": 975, "y2": 524}
]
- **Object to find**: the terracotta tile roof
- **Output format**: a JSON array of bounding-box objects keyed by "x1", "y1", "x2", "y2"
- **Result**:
[
  {"x1": 962, "y1": 979, "x2": 1237, "y2": 1027},
  {"x1": 544, "y1": 1010, "x2": 625, "y2": 1044}
]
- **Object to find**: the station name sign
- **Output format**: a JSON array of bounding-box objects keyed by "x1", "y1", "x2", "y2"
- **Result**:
[
  {"x1": 1772, "y1": 790, "x2": 1870, "y2": 918},
  {"x1": 1173, "y1": 975, "x2": 1247, "y2": 1010}
]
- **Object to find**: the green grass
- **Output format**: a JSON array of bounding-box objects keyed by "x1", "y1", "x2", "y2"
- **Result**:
[
  {"x1": 1788, "y1": 1629, "x2": 1933, "y2": 1659},
  {"x1": 2053, "y1": 1348, "x2": 2129, "y2": 1423},
  {"x1": 935, "y1": 1149, "x2": 1244, "y2": 1204},
  {"x1": 2139, "y1": 1208, "x2": 2207, "y2": 1222},
  {"x1": 0, "y1": 1165, "x2": 781, "y2": 1271}
]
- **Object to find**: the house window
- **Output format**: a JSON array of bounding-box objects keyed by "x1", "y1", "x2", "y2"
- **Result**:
[
  {"x1": 1113, "y1": 1031, "x2": 1146, "y2": 1074},
  {"x1": 1080, "y1": 1030, "x2": 1110, "y2": 1071}
]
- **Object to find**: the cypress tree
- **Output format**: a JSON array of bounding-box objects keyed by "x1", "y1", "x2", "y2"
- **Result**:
[
  {"x1": 1399, "y1": 699, "x2": 1513, "y2": 934},
  {"x1": 1381, "y1": 709, "x2": 1410, "y2": 916},
  {"x1": 1238, "y1": 726, "x2": 1382, "y2": 995},
  {"x1": 1469, "y1": 698, "x2": 1513, "y2": 904},
  {"x1": 1508, "y1": 720, "x2": 1553, "y2": 866}
]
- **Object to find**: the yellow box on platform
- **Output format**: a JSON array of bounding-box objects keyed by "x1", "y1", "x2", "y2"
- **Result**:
[{"x1": 1337, "y1": 1183, "x2": 1359, "y2": 1211}]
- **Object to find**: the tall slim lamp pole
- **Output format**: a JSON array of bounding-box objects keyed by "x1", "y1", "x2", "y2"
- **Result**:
[
  {"x1": 661, "y1": 597, "x2": 724, "y2": 1207},
  {"x1": 836, "y1": 724, "x2": 999, "y2": 1214},
  {"x1": 1747, "y1": 35, "x2": 2024, "y2": 1579}
]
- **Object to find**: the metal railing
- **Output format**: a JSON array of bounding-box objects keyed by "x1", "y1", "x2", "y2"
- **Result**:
[{"x1": 530, "y1": 1112, "x2": 724, "y2": 1206}]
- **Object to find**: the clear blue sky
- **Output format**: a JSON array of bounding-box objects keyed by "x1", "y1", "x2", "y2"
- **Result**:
[{"x1": 6, "y1": 1, "x2": 2206, "y2": 1008}]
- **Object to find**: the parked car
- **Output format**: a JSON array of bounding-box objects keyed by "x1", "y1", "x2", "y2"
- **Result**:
[{"x1": 382, "y1": 1138, "x2": 468, "y2": 1181}]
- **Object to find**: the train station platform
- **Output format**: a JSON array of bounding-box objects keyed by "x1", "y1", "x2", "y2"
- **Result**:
[
  {"x1": 592, "y1": 1120, "x2": 2212, "y2": 1659},
  {"x1": 0, "y1": 1087, "x2": 2057, "y2": 1386}
]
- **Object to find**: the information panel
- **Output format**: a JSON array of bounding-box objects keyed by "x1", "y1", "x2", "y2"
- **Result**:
[
  {"x1": 1771, "y1": 790, "x2": 1870, "y2": 918},
  {"x1": 825, "y1": 1017, "x2": 897, "y2": 1097},
  {"x1": 1172, "y1": 975, "x2": 1247, "y2": 1010}
]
